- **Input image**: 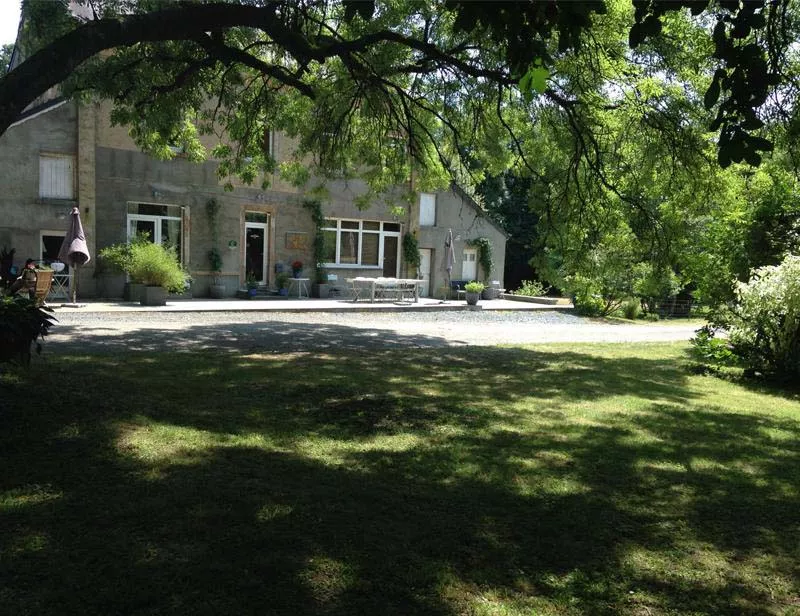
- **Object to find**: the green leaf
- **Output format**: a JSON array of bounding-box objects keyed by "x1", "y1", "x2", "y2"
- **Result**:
[{"x1": 704, "y1": 78, "x2": 721, "y2": 110}]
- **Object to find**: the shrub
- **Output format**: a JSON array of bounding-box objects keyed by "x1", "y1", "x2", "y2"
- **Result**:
[
  {"x1": 690, "y1": 325, "x2": 738, "y2": 367},
  {"x1": 726, "y1": 254, "x2": 800, "y2": 379},
  {"x1": 98, "y1": 233, "x2": 151, "y2": 281},
  {"x1": 515, "y1": 279, "x2": 549, "y2": 297},
  {"x1": 464, "y1": 281, "x2": 485, "y2": 293},
  {"x1": 127, "y1": 242, "x2": 189, "y2": 293},
  {"x1": 0, "y1": 296, "x2": 57, "y2": 365},
  {"x1": 622, "y1": 299, "x2": 641, "y2": 320},
  {"x1": 572, "y1": 291, "x2": 605, "y2": 316}
]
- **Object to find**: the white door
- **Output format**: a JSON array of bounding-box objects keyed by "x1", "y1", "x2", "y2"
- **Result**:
[
  {"x1": 418, "y1": 248, "x2": 432, "y2": 297},
  {"x1": 462, "y1": 248, "x2": 478, "y2": 281}
]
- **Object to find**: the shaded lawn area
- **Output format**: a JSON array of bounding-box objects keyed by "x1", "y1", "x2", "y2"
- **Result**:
[{"x1": 1, "y1": 342, "x2": 799, "y2": 615}]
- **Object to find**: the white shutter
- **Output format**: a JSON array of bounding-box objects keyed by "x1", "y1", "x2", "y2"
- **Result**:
[
  {"x1": 419, "y1": 193, "x2": 436, "y2": 226},
  {"x1": 39, "y1": 154, "x2": 75, "y2": 199}
]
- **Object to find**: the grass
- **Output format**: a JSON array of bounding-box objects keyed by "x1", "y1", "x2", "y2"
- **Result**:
[{"x1": 1, "y1": 342, "x2": 799, "y2": 615}]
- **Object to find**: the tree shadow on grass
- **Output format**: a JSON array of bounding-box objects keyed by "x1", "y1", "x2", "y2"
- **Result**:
[{"x1": 1, "y1": 344, "x2": 799, "y2": 614}]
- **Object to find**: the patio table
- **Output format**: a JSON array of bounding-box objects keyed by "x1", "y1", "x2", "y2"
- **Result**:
[{"x1": 347, "y1": 277, "x2": 420, "y2": 303}]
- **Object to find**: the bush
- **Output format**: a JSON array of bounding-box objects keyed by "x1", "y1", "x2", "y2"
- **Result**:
[
  {"x1": 98, "y1": 233, "x2": 151, "y2": 281},
  {"x1": 622, "y1": 299, "x2": 641, "y2": 320},
  {"x1": 571, "y1": 289, "x2": 605, "y2": 316},
  {"x1": 690, "y1": 325, "x2": 738, "y2": 367},
  {"x1": 0, "y1": 296, "x2": 57, "y2": 365},
  {"x1": 726, "y1": 254, "x2": 800, "y2": 379},
  {"x1": 127, "y1": 242, "x2": 189, "y2": 293},
  {"x1": 465, "y1": 281, "x2": 485, "y2": 293},
  {"x1": 515, "y1": 279, "x2": 549, "y2": 297}
]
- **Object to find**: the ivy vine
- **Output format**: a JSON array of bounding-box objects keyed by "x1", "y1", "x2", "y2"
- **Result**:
[
  {"x1": 302, "y1": 199, "x2": 327, "y2": 283},
  {"x1": 205, "y1": 198, "x2": 223, "y2": 273},
  {"x1": 467, "y1": 237, "x2": 493, "y2": 282},
  {"x1": 402, "y1": 232, "x2": 421, "y2": 270}
]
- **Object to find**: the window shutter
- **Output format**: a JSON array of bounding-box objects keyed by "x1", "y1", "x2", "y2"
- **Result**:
[
  {"x1": 419, "y1": 193, "x2": 436, "y2": 226},
  {"x1": 39, "y1": 154, "x2": 75, "y2": 199}
]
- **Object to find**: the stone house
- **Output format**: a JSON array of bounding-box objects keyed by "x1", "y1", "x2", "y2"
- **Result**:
[{"x1": 0, "y1": 96, "x2": 506, "y2": 299}]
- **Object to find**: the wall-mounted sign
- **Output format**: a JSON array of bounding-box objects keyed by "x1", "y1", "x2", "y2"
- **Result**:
[
  {"x1": 227, "y1": 239, "x2": 238, "y2": 249},
  {"x1": 285, "y1": 232, "x2": 308, "y2": 250}
]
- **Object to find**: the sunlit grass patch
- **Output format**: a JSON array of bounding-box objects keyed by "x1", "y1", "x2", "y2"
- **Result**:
[{"x1": 1, "y1": 342, "x2": 799, "y2": 615}]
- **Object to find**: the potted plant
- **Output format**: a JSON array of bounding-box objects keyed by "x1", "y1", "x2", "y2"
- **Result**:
[
  {"x1": 246, "y1": 273, "x2": 259, "y2": 298},
  {"x1": 291, "y1": 260, "x2": 303, "y2": 278},
  {"x1": 206, "y1": 198, "x2": 225, "y2": 298},
  {"x1": 0, "y1": 296, "x2": 56, "y2": 366},
  {"x1": 127, "y1": 241, "x2": 189, "y2": 306},
  {"x1": 276, "y1": 272, "x2": 290, "y2": 296},
  {"x1": 208, "y1": 247, "x2": 225, "y2": 298},
  {"x1": 312, "y1": 267, "x2": 329, "y2": 298},
  {"x1": 464, "y1": 280, "x2": 484, "y2": 306},
  {"x1": 99, "y1": 234, "x2": 150, "y2": 301}
]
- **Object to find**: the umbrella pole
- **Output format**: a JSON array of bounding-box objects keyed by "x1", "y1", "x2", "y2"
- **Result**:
[{"x1": 70, "y1": 265, "x2": 78, "y2": 304}]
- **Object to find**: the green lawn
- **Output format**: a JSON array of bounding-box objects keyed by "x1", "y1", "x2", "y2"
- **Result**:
[{"x1": 1, "y1": 343, "x2": 799, "y2": 615}]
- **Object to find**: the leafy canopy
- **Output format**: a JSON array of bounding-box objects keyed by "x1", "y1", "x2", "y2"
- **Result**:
[{"x1": 0, "y1": 0, "x2": 795, "y2": 195}]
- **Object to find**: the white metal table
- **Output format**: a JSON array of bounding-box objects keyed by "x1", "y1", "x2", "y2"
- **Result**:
[{"x1": 287, "y1": 277, "x2": 309, "y2": 298}]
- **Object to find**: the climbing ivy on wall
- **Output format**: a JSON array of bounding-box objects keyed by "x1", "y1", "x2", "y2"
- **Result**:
[
  {"x1": 402, "y1": 232, "x2": 421, "y2": 271},
  {"x1": 302, "y1": 199, "x2": 327, "y2": 283}
]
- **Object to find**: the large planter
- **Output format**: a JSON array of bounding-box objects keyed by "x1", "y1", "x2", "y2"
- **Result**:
[
  {"x1": 141, "y1": 285, "x2": 167, "y2": 306},
  {"x1": 209, "y1": 283, "x2": 226, "y2": 299},
  {"x1": 312, "y1": 283, "x2": 330, "y2": 299},
  {"x1": 481, "y1": 288, "x2": 499, "y2": 300},
  {"x1": 124, "y1": 282, "x2": 144, "y2": 302},
  {"x1": 465, "y1": 291, "x2": 480, "y2": 306}
]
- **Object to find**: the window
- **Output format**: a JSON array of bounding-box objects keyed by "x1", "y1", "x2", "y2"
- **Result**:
[
  {"x1": 39, "y1": 153, "x2": 75, "y2": 199},
  {"x1": 419, "y1": 193, "x2": 436, "y2": 226},
  {"x1": 321, "y1": 218, "x2": 402, "y2": 267},
  {"x1": 263, "y1": 129, "x2": 274, "y2": 158},
  {"x1": 462, "y1": 248, "x2": 478, "y2": 280},
  {"x1": 127, "y1": 202, "x2": 185, "y2": 262}
]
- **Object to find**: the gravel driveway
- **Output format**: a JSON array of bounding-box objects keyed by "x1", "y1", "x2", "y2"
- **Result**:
[{"x1": 46, "y1": 310, "x2": 701, "y2": 354}]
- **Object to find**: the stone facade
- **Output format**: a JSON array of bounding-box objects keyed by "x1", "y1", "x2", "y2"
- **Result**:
[{"x1": 0, "y1": 101, "x2": 506, "y2": 298}]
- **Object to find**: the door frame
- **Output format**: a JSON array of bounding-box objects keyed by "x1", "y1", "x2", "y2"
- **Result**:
[
  {"x1": 417, "y1": 248, "x2": 432, "y2": 297},
  {"x1": 244, "y1": 221, "x2": 269, "y2": 285},
  {"x1": 241, "y1": 206, "x2": 276, "y2": 286}
]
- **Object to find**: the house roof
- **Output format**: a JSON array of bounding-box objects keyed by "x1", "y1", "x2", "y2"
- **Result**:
[{"x1": 449, "y1": 183, "x2": 510, "y2": 239}]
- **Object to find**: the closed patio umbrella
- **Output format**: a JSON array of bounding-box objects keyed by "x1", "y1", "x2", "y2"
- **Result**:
[{"x1": 58, "y1": 207, "x2": 91, "y2": 305}]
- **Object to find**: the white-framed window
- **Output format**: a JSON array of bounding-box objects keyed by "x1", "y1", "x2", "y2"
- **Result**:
[
  {"x1": 462, "y1": 247, "x2": 478, "y2": 280},
  {"x1": 127, "y1": 202, "x2": 185, "y2": 263},
  {"x1": 321, "y1": 218, "x2": 401, "y2": 268},
  {"x1": 263, "y1": 128, "x2": 274, "y2": 158},
  {"x1": 419, "y1": 192, "x2": 436, "y2": 226},
  {"x1": 39, "y1": 153, "x2": 75, "y2": 199}
]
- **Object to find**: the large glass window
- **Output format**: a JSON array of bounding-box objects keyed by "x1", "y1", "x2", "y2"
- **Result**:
[
  {"x1": 321, "y1": 218, "x2": 402, "y2": 268},
  {"x1": 127, "y1": 202, "x2": 184, "y2": 262}
]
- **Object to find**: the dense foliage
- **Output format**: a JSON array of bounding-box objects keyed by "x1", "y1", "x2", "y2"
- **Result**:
[
  {"x1": 0, "y1": 296, "x2": 56, "y2": 366},
  {"x1": 725, "y1": 254, "x2": 800, "y2": 380},
  {"x1": 0, "y1": 0, "x2": 796, "y2": 194},
  {"x1": 100, "y1": 237, "x2": 189, "y2": 293}
]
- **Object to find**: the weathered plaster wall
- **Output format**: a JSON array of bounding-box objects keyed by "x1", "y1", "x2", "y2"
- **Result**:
[
  {"x1": 416, "y1": 187, "x2": 507, "y2": 292},
  {"x1": 0, "y1": 102, "x2": 78, "y2": 267}
]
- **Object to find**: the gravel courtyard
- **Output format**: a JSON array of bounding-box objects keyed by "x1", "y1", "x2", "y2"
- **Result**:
[{"x1": 46, "y1": 309, "x2": 702, "y2": 354}]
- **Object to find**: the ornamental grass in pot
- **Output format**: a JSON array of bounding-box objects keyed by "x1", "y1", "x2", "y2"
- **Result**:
[
  {"x1": 464, "y1": 281, "x2": 484, "y2": 306},
  {"x1": 127, "y1": 242, "x2": 189, "y2": 306}
]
